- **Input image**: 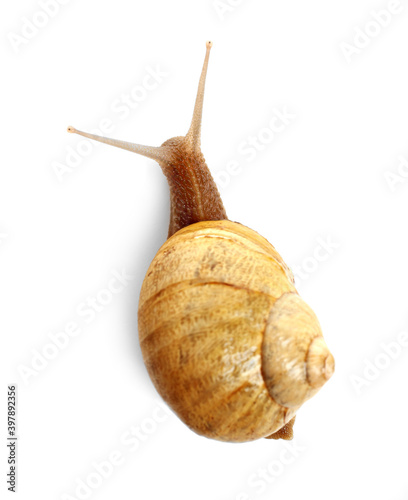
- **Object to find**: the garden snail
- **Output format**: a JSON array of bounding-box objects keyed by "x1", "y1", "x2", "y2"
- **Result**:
[{"x1": 67, "y1": 41, "x2": 334, "y2": 442}]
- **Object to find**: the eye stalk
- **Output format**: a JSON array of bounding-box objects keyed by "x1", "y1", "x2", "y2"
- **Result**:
[
  {"x1": 67, "y1": 40, "x2": 213, "y2": 159},
  {"x1": 184, "y1": 40, "x2": 212, "y2": 152}
]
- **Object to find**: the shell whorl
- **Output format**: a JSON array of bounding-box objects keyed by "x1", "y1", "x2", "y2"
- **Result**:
[{"x1": 261, "y1": 293, "x2": 334, "y2": 409}]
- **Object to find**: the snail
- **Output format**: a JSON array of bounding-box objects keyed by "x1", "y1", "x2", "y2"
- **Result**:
[{"x1": 67, "y1": 41, "x2": 334, "y2": 443}]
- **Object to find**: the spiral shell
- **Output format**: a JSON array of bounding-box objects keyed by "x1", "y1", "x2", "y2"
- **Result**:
[{"x1": 138, "y1": 220, "x2": 334, "y2": 442}]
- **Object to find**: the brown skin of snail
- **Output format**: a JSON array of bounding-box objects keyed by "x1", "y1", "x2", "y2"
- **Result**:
[{"x1": 67, "y1": 41, "x2": 334, "y2": 443}]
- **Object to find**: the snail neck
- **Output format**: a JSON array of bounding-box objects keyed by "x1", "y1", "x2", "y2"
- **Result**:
[{"x1": 159, "y1": 137, "x2": 227, "y2": 238}]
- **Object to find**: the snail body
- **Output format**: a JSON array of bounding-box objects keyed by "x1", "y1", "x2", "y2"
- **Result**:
[{"x1": 68, "y1": 42, "x2": 334, "y2": 442}]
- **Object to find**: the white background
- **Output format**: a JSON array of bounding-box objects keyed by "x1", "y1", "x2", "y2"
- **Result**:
[{"x1": 1, "y1": 1, "x2": 408, "y2": 499}]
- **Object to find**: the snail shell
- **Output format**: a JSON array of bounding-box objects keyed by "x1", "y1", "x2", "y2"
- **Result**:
[{"x1": 138, "y1": 220, "x2": 334, "y2": 442}]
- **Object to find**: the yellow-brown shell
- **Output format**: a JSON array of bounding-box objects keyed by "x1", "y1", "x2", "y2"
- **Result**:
[{"x1": 138, "y1": 220, "x2": 334, "y2": 442}]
